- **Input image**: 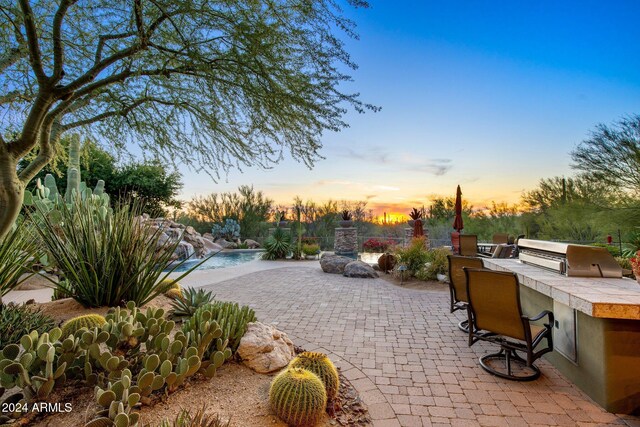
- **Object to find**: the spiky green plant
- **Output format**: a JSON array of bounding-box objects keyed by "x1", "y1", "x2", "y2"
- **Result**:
[
  {"x1": 152, "y1": 406, "x2": 230, "y2": 427},
  {"x1": 61, "y1": 314, "x2": 107, "y2": 337},
  {"x1": 0, "y1": 304, "x2": 55, "y2": 348},
  {"x1": 0, "y1": 222, "x2": 41, "y2": 302},
  {"x1": 51, "y1": 279, "x2": 74, "y2": 301},
  {"x1": 31, "y1": 199, "x2": 204, "y2": 308},
  {"x1": 289, "y1": 352, "x2": 339, "y2": 402},
  {"x1": 262, "y1": 228, "x2": 291, "y2": 260},
  {"x1": 169, "y1": 287, "x2": 215, "y2": 322},
  {"x1": 187, "y1": 301, "x2": 256, "y2": 353},
  {"x1": 269, "y1": 367, "x2": 327, "y2": 427}
]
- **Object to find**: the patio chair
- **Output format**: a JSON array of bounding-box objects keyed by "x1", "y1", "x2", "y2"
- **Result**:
[
  {"x1": 486, "y1": 244, "x2": 513, "y2": 258},
  {"x1": 463, "y1": 268, "x2": 554, "y2": 381},
  {"x1": 459, "y1": 234, "x2": 478, "y2": 257},
  {"x1": 447, "y1": 255, "x2": 484, "y2": 332},
  {"x1": 492, "y1": 233, "x2": 509, "y2": 245}
]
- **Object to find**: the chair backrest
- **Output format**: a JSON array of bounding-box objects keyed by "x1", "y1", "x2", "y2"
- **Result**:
[
  {"x1": 490, "y1": 244, "x2": 514, "y2": 259},
  {"x1": 447, "y1": 255, "x2": 484, "y2": 303},
  {"x1": 492, "y1": 233, "x2": 509, "y2": 244},
  {"x1": 459, "y1": 234, "x2": 478, "y2": 256},
  {"x1": 464, "y1": 268, "x2": 526, "y2": 341}
]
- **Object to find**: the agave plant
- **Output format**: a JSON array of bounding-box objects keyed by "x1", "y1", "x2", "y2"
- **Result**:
[
  {"x1": 153, "y1": 405, "x2": 230, "y2": 427},
  {"x1": 262, "y1": 228, "x2": 292, "y2": 260},
  {"x1": 341, "y1": 210, "x2": 352, "y2": 221},
  {"x1": 169, "y1": 287, "x2": 215, "y2": 322},
  {"x1": 0, "y1": 221, "x2": 42, "y2": 303},
  {"x1": 409, "y1": 207, "x2": 423, "y2": 221}
]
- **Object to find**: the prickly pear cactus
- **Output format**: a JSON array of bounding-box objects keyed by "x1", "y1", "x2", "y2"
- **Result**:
[
  {"x1": 61, "y1": 314, "x2": 107, "y2": 337},
  {"x1": 269, "y1": 367, "x2": 327, "y2": 427},
  {"x1": 89, "y1": 368, "x2": 141, "y2": 427},
  {"x1": 289, "y1": 352, "x2": 339, "y2": 402}
]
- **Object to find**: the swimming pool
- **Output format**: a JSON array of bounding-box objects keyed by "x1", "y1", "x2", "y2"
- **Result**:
[{"x1": 169, "y1": 250, "x2": 263, "y2": 272}]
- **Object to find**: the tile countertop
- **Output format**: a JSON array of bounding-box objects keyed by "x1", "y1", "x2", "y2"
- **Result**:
[{"x1": 483, "y1": 258, "x2": 640, "y2": 320}]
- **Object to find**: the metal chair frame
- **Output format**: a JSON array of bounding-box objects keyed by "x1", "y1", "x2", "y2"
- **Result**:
[
  {"x1": 447, "y1": 255, "x2": 484, "y2": 333},
  {"x1": 464, "y1": 268, "x2": 554, "y2": 381}
]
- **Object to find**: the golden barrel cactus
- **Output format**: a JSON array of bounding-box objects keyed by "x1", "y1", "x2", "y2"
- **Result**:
[
  {"x1": 269, "y1": 367, "x2": 327, "y2": 426},
  {"x1": 61, "y1": 314, "x2": 106, "y2": 337},
  {"x1": 289, "y1": 351, "x2": 339, "y2": 402}
]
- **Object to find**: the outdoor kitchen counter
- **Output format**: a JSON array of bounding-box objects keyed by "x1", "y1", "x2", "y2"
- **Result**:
[
  {"x1": 483, "y1": 258, "x2": 640, "y2": 415},
  {"x1": 483, "y1": 258, "x2": 640, "y2": 320}
]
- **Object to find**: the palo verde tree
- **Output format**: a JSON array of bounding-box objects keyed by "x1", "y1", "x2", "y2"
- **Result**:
[
  {"x1": 571, "y1": 115, "x2": 640, "y2": 195},
  {"x1": 0, "y1": 0, "x2": 377, "y2": 238}
]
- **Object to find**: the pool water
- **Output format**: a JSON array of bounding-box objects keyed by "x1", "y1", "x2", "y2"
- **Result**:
[{"x1": 169, "y1": 251, "x2": 263, "y2": 272}]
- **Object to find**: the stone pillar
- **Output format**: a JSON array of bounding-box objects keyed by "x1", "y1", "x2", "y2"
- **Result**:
[
  {"x1": 404, "y1": 228, "x2": 430, "y2": 250},
  {"x1": 334, "y1": 227, "x2": 357, "y2": 259},
  {"x1": 404, "y1": 228, "x2": 413, "y2": 247}
]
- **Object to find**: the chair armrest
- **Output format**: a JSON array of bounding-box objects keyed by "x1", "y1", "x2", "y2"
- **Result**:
[{"x1": 526, "y1": 310, "x2": 554, "y2": 323}]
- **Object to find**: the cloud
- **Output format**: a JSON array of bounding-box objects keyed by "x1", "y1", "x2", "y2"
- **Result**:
[{"x1": 335, "y1": 146, "x2": 453, "y2": 177}]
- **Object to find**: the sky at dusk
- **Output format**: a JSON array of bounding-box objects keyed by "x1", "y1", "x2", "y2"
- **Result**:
[{"x1": 178, "y1": 1, "x2": 640, "y2": 217}]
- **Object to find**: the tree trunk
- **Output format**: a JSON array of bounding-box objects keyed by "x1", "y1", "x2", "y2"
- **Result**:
[{"x1": 0, "y1": 153, "x2": 24, "y2": 239}]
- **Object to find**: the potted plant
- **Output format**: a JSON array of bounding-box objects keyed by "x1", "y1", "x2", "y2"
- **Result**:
[
  {"x1": 302, "y1": 243, "x2": 320, "y2": 260},
  {"x1": 339, "y1": 210, "x2": 353, "y2": 227},
  {"x1": 408, "y1": 207, "x2": 422, "y2": 227}
]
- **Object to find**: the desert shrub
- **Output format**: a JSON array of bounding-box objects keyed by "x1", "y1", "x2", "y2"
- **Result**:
[
  {"x1": 0, "y1": 222, "x2": 42, "y2": 301},
  {"x1": 302, "y1": 243, "x2": 320, "y2": 256},
  {"x1": 362, "y1": 238, "x2": 395, "y2": 253},
  {"x1": 0, "y1": 303, "x2": 55, "y2": 348},
  {"x1": 262, "y1": 228, "x2": 292, "y2": 260},
  {"x1": 393, "y1": 237, "x2": 430, "y2": 275},
  {"x1": 616, "y1": 256, "x2": 634, "y2": 278},
  {"x1": 170, "y1": 287, "x2": 215, "y2": 321},
  {"x1": 418, "y1": 247, "x2": 453, "y2": 281},
  {"x1": 31, "y1": 200, "x2": 200, "y2": 308},
  {"x1": 591, "y1": 243, "x2": 621, "y2": 258}
]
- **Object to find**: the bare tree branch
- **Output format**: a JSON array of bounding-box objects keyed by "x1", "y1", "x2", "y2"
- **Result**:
[
  {"x1": 51, "y1": 0, "x2": 78, "y2": 81},
  {"x1": 18, "y1": 0, "x2": 46, "y2": 82}
]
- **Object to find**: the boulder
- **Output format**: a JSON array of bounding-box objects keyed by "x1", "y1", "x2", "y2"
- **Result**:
[
  {"x1": 320, "y1": 255, "x2": 353, "y2": 274},
  {"x1": 185, "y1": 225, "x2": 197, "y2": 235},
  {"x1": 237, "y1": 322, "x2": 295, "y2": 373},
  {"x1": 202, "y1": 232, "x2": 215, "y2": 242},
  {"x1": 244, "y1": 239, "x2": 261, "y2": 249},
  {"x1": 343, "y1": 260, "x2": 379, "y2": 278},
  {"x1": 215, "y1": 238, "x2": 238, "y2": 249},
  {"x1": 203, "y1": 239, "x2": 224, "y2": 253}
]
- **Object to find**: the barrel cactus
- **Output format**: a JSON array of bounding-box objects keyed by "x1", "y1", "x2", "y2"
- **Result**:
[
  {"x1": 289, "y1": 352, "x2": 339, "y2": 402},
  {"x1": 161, "y1": 279, "x2": 182, "y2": 300},
  {"x1": 61, "y1": 314, "x2": 106, "y2": 337},
  {"x1": 269, "y1": 367, "x2": 327, "y2": 427}
]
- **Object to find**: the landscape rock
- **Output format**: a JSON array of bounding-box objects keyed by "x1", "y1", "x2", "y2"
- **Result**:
[
  {"x1": 244, "y1": 239, "x2": 261, "y2": 249},
  {"x1": 320, "y1": 255, "x2": 354, "y2": 274},
  {"x1": 215, "y1": 238, "x2": 238, "y2": 249},
  {"x1": 237, "y1": 322, "x2": 295, "y2": 373},
  {"x1": 203, "y1": 233, "x2": 215, "y2": 242},
  {"x1": 203, "y1": 239, "x2": 224, "y2": 253},
  {"x1": 343, "y1": 261, "x2": 379, "y2": 278}
]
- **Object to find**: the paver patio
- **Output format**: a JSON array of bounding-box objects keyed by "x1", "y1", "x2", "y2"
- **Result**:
[{"x1": 195, "y1": 265, "x2": 640, "y2": 427}]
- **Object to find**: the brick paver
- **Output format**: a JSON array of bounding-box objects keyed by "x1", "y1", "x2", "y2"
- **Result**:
[{"x1": 199, "y1": 266, "x2": 640, "y2": 427}]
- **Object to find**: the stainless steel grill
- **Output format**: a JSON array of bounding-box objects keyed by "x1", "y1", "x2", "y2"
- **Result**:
[{"x1": 517, "y1": 239, "x2": 623, "y2": 278}]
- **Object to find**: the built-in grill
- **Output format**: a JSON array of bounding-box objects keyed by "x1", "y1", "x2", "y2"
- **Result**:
[{"x1": 517, "y1": 239, "x2": 623, "y2": 278}]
